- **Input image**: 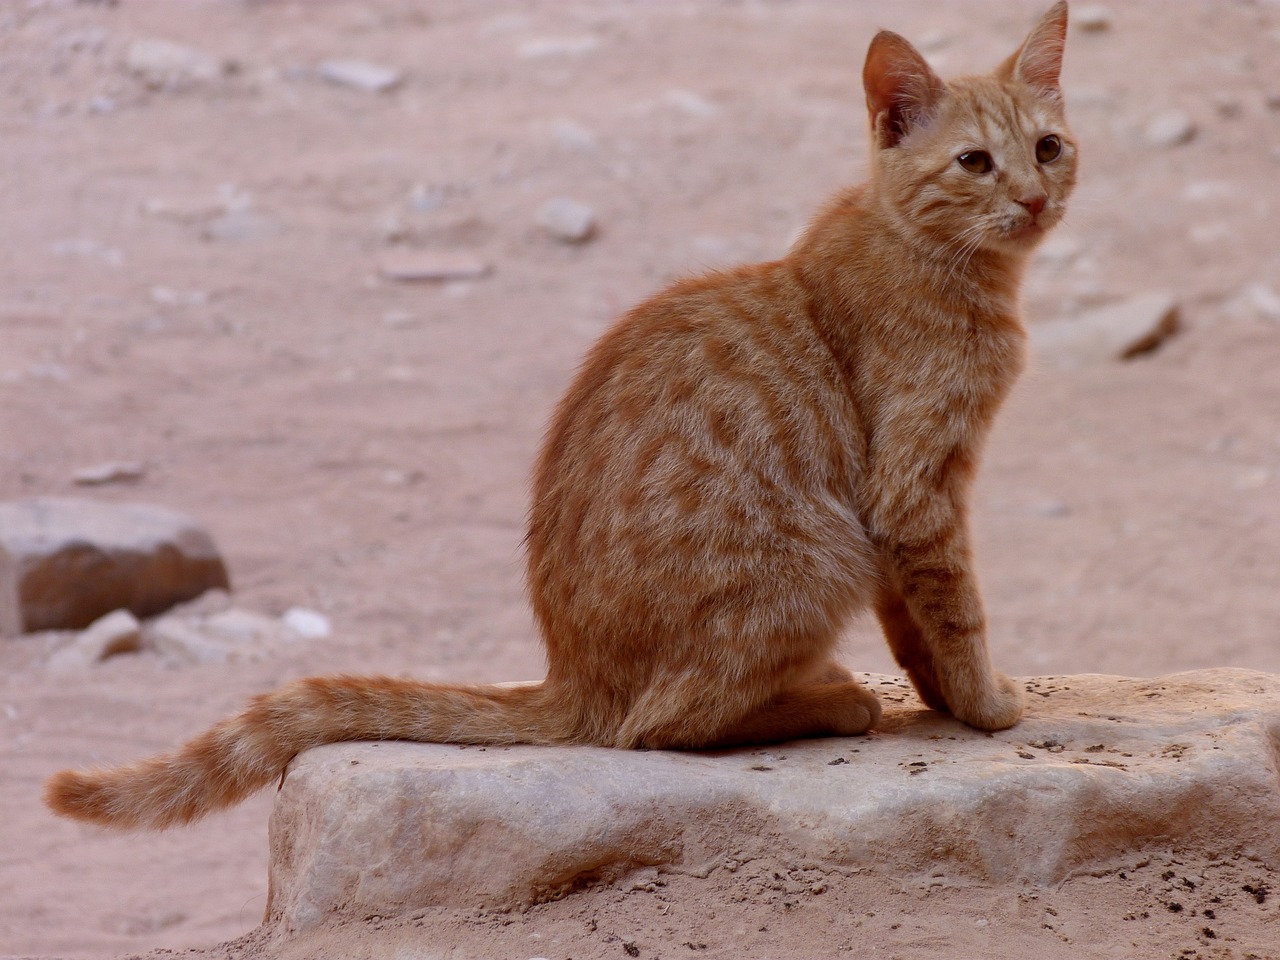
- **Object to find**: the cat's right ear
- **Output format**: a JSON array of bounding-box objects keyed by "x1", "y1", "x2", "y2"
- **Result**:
[{"x1": 862, "y1": 31, "x2": 945, "y2": 149}]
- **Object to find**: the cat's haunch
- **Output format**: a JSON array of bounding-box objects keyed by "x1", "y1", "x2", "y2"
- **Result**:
[{"x1": 46, "y1": 2, "x2": 1075, "y2": 831}]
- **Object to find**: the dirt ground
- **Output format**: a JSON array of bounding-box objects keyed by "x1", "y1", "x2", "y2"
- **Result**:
[{"x1": 2, "y1": 1, "x2": 1279, "y2": 958}]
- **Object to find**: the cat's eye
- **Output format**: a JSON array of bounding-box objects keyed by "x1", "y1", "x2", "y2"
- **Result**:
[
  {"x1": 1035, "y1": 134, "x2": 1062, "y2": 163},
  {"x1": 956, "y1": 150, "x2": 993, "y2": 174}
]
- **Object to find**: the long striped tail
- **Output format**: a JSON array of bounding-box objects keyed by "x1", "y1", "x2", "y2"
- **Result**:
[{"x1": 44, "y1": 675, "x2": 559, "y2": 830}]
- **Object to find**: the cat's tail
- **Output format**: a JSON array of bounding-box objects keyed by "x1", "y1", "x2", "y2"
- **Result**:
[{"x1": 43, "y1": 675, "x2": 564, "y2": 830}]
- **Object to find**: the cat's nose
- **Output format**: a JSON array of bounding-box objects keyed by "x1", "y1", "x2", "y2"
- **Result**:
[{"x1": 1016, "y1": 193, "x2": 1048, "y2": 218}]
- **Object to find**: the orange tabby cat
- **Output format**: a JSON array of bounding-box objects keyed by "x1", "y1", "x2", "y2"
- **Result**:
[{"x1": 46, "y1": 3, "x2": 1075, "y2": 829}]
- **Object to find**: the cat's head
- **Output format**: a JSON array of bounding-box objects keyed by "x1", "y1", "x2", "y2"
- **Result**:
[{"x1": 862, "y1": 1, "x2": 1076, "y2": 257}]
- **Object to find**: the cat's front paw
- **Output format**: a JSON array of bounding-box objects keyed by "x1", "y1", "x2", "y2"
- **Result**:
[{"x1": 953, "y1": 673, "x2": 1023, "y2": 732}]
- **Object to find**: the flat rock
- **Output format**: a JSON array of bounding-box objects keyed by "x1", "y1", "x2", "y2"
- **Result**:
[
  {"x1": 1144, "y1": 109, "x2": 1197, "y2": 148},
  {"x1": 536, "y1": 197, "x2": 597, "y2": 243},
  {"x1": 0, "y1": 498, "x2": 230, "y2": 634},
  {"x1": 46, "y1": 609, "x2": 142, "y2": 670},
  {"x1": 317, "y1": 59, "x2": 403, "y2": 94},
  {"x1": 379, "y1": 252, "x2": 491, "y2": 283},
  {"x1": 125, "y1": 38, "x2": 227, "y2": 89},
  {"x1": 266, "y1": 669, "x2": 1280, "y2": 933},
  {"x1": 1030, "y1": 292, "x2": 1180, "y2": 370}
]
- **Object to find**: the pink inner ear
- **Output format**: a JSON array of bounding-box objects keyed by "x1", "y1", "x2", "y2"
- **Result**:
[
  {"x1": 862, "y1": 31, "x2": 944, "y2": 149},
  {"x1": 1012, "y1": 3, "x2": 1067, "y2": 95}
]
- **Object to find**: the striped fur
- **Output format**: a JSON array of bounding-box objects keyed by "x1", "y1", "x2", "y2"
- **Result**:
[{"x1": 45, "y1": 3, "x2": 1075, "y2": 829}]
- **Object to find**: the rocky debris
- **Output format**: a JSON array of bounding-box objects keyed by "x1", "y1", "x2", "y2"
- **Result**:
[
  {"x1": 266, "y1": 670, "x2": 1280, "y2": 932},
  {"x1": 283, "y1": 607, "x2": 332, "y2": 640},
  {"x1": 536, "y1": 198, "x2": 597, "y2": 244},
  {"x1": 379, "y1": 252, "x2": 491, "y2": 283},
  {"x1": 1143, "y1": 109, "x2": 1197, "y2": 148},
  {"x1": 46, "y1": 610, "x2": 142, "y2": 671},
  {"x1": 147, "y1": 607, "x2": 301, "y2": 665},
  {"x1": 317, "y1": 59, "x2": 403, "y2": 94},
  {"x1": 1075, "y1": 5, "x2": 1114, "y2": 32},
  {"x1": 125, "y1": 38, "x2": 227, "y2": 89},
  {"x1": 0, "y1": 497, "x2": 230, "y2": 635},
  {"x1": 72, "y1": 461, "x2": 146, "y2": 486},
  {"x1": 517, "y1": 36, "x2": 600, "y2": 59},
  {"x1": 1030, "y1": 293, "x2": 1180, "y2": 370}
]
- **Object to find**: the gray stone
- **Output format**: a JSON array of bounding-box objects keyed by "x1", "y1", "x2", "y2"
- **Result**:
[
  {"x1": 72, "y1": 461, "x2": 146, "y2": 486},
  {"x1": 1074, "y1": 5, "x2": 1114, "y2": 32},
  {"x1": 0, "y1": 498, "x2": 230, "y2": 635},
  {"x1": 1143, "y1": 109, "x2": 1197, "y2": 148},
  {"x1": 47, "y1": 609, "x2": 142, "y2": 670},
  {"x1": 147, "y1": 607, "x2": 297, "y2": 665},
  {"x1": 265, "y1": 669, "x2": 1280, "y2": 933},
  {"x1": 317, "y1": 59, "x2": 403, "y2": 94},
  {"x1": 379, "y1": 252, "x2": 491, "y2": 283},
  {"x1": 125, "y1": 39, "x2": 226, "y2": 89},
  {"x1": 536, "y1": 198, "x2": 597, "y2": 244},
  {"x1": 1030, "y1": 293, "x2": 1180, "y2": 370}
]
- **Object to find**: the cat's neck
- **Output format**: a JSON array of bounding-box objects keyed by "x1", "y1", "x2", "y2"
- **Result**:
[{"x1": 791, "y1": 183, "x2": 1029, "y2": 320}]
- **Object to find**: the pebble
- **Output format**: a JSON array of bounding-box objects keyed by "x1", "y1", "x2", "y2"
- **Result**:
[
  {"x1": 1143, "y1": 109, "x2": 1196, "y2": 148},
  {"x1": 517, "y1": 36, "x2": 599, "y2": 59},
  {"x1": 73, "y1": 461, "x2": 146, "y2": 486},
  {"x1": 1075, "y1": 5, "x2": 1114, "y2": 32},
  {"x1": 317, "y1": 59, "x2": 403, "y2": 94},
  {"x1": 1242, "y1": 284, "x2": 1280, "y2": 321},
  {"x1": 379, "y1": 252, "x2": 491, "y2": 282},
  {"x1": 284, "y1": 607, "x2": 332, "y2": 640},
  {"x1": 47, "y1": 609, "x2": 142, "y2": 671},
  {"x1": 536, "y1": 198, "x2": 597, "y2": 244},
  {"x1": 126, "y1": 38, "x2": 226, "y2": 88},
  {"x1": 1030, "y1": 292, "x2": 1180, "y2": 370}
]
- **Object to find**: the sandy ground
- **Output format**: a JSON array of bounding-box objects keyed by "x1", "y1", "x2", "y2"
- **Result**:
[{"x1": 2, "y1": 0, "x2": 1279, "y2": 957}]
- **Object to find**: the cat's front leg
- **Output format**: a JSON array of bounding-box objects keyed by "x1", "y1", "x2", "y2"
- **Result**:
[{"x1": 883, "y1": 527, "x2": 1023, "y2": 731}]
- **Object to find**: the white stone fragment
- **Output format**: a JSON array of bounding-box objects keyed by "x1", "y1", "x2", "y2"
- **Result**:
[
  {"x1": 47, "y1": 609, "x2": 142, "y2": 670},
  {"x1": 317, "y1": 59, "x2": 403, "y2": 94},
  {"x1": 535, "y1": 198, "x2": 597, "y2": 244},
  {"x1": 72, "y1": 461, "x2": 146, "y2": 486},
  {"x1": 517, "y1": 36, "x2": 599, "y2": 59},
  {"x1": 283, "y1": 607, "x2": 332, "y2": 640},
  {"x1": 126, "y1": 39, "x2": 226, "y2": 88},
  {"x1": 1144, "y1": 109, "x2": 1197, "y2": 148},
  {"x1": 1030, "y1": 293, "x2": 1180, "y2": 370},
  {"x1": 1075, "y1": 5, "x2": 1114, "y2": 32},
  {"x1": 379, "y1": 252, "x2": 491, "y2": 283}
]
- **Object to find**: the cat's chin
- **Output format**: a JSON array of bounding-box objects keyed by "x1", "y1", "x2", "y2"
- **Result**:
[{"x1": 986, "y1": 222, "x2": 1051, "y2": 255}]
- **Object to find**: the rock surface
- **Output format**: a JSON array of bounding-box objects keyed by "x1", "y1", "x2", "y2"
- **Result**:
[
  {"x1": 0, "y1": 497, "x2": 230, "y2": 634},
  {"x1": 266, "y1": 669, "x2": 1280, "y2": 933},
  {"x1": 1030, "y1": 293, "x2": 1180, "y2": 370}
]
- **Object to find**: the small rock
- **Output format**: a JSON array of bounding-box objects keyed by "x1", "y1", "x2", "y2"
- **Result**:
[
  {"x1": 536, "y1": 198, "x2": 597, "y2": 244},
  {"x1": 201, "y1": 211, "x2": 281, "y2": 244},
  {"x1": 126, "y1": 38, "x2": 226, "y2": 89},
  {"x1": 1238, "y1": 283, "x2": 1280, "y2": 322},
  {"x1": 317, "y1": 59, "x2": 403, "y2": 93},
  {"x1": 0, "y1": 497, "x2": 230, "y2": 634},
  {"x1": 1074, "y1": 5, "x2": 1113, "y2": 32},
  {"x1": 379, "y1": 252, "x2": 491, "y2": 283},
  {"x1": 283, "y1": 607, "x2": 331, "y2": 640},
  {"x1": 47, "y1": 609, "x2": 142, "y2": 670},
  {"x1": 1031, "y1": 293, "x2": 1180, "y2": 370},
  {"x1": 73, "y1": 461, "x2": 146, "y2": 486},
  {"x1": 1143, "y1": 109, "x2": 1196, "y2": 148},
  {"x1": 517, "y1": 36, "x2": 599, "y2": 59}
]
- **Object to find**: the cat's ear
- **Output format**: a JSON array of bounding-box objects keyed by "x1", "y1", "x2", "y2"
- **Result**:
[
  {"x1": 862, "y1": 30, "x2": 946, "y2": 149},
  {"x1": 998, "y1": 1, "x2": 1069, "y2": 101}
]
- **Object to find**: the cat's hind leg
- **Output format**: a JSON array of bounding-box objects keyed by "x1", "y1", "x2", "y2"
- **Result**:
[{"x1": 615, "y1": 666, "x2": 881, "y2": 750}]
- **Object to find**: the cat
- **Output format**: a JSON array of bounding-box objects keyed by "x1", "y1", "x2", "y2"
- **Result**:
[{"x1": 45, "y1": 2, "x2": 1076, "y2": 830}]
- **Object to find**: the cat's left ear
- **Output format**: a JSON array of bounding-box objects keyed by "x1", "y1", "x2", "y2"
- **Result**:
[
  {"x1": 998, "y1": 0, "x2": 1069, "y2": 102},
  {"x1": 863, "y1": 30, "x2": 946, "y2": 149}
]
